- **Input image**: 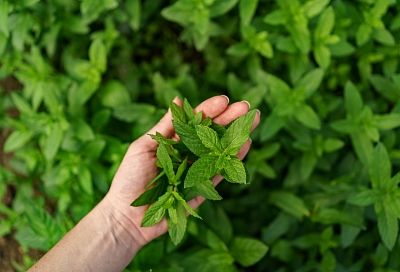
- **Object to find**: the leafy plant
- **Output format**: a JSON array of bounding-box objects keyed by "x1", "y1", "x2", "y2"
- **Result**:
[
  {"x1": 1, "y1": 0, "x2": 400, "y2": 271},
  {"x1": 133, "y1": 99, "x2": 257, "y2": 245}
]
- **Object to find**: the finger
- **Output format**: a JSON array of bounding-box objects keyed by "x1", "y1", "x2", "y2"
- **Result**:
[
  {"x1": 194, "y1": 95, "x2": 230, "y2": 118},
  {"x1": 213, "y1": 101, "x2": 250, "y2": 125},
  {"x1": 237, "y1": 139, "x2": 252, "y2": 160}
]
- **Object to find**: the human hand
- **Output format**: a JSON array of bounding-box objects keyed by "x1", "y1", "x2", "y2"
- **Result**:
[{"x1": 104, "y1": 95, "x2": 261, "y2": 249}]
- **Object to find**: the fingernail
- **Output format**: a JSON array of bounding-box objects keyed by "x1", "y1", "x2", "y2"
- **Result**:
[
  {"x1": 241, "y1": 100, "x2": 251, "y2": 109},
  {"x1": 249, "y1": 138, "x2": 252, "y2": 144},
  {"x1": 256, "y1": 109, "x2": 261, "y2": 116},
  {"x1": 220, "y1": 95, "x2": 229, "y2": 103}
]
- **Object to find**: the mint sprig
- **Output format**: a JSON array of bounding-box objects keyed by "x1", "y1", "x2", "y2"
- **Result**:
[{"x1": 133, "y1": 99, "x2": 255, "y2": 245}]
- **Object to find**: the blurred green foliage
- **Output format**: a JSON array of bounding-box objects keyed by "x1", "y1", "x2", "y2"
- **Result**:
[{"x1": 1, "y1": 0, "x2": 400, "y2": 271}]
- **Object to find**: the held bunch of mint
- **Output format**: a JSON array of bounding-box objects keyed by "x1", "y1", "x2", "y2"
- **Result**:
[{"x1": 132, "y1": 99, "x2": 256, "y2": 245}]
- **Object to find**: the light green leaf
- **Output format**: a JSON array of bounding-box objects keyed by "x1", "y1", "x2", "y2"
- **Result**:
[
  {"x1": 79, "y1": 166, "x2": 93, "y2": 195},
  {"x1": 323, "y1": 138, "x2": 344, "y2": 152},
  {"x1": 89, "y1": 38, "x2": 107, "y2": 72},
  {"x1": 314, "y1": 44, "x2": 331, "y2": 68},
  {"x1": 173, "y1": 120, "x2": 210, "y2": 156},
  {"x1": 295, "y1": 104, "x2": 321, "y2": 129},
  {"x1": 168, "y1": 204, "x2": 187, "y2": 245},
  {"x1": 0, "y1": 1, "x2": 9, "y2": 37},
  {"x1": 230, "y1": 237, "x2": 268, "y2": 267},
  {"x1": 209, "y1": 0, "x2": 238, "y2": 17},
  {"x1": 269, "y1": 191, "x2": 310, "y2": 219},
  {"x1": 315, "y1": 7, "x2": 334, "y2": 38},
  {"x1": 170, "y1": 101, "x2": 186, "y2": 123},
  {"x1": 142, "y1": 192, "x2": 171, "y2": 227},
  {"x1": 303, "y1": 0, "x2": 330, "y2": 18},
  {"x1": 4, "y1": 130, "x2": 34, "y2": 152},
  {"x1": 221, "y1": 110, "x2": 256, "y2": 154},
  {"x1": 194, "y1": 179, "x2": 222, "y2": 200},
  {"x1": 223, "y1": 157, "x2": 246, "y2": 184},
  {"x1": 196, "y1": 125, "x2": 221, "y2": 152},
  {"x1": 183, "y1": 98, "x2": 195, "y2": 121},
  {"x1": 263, "y1": 10, "x2": 286, "y2": 25},
  {"x1": 370, "y1": 143, "x2": 391, "y2": 188},
  {"x1": 239, "y1": 0, "x2": 258, "y2": 26},
  {"x1": 172, "y1": 191, "x2": 201, "y2": 219},
  {"x1": 185, "y1": 155, "x2": 217, "y2": 188},
  {"x1": 295, "y1": 68, "x2": 324, "y2": 97},
  {"x1": 373, "y1": 114, "x2": 400, "y2": 130},
  {"x1": 156, "y1": 144, "x2": 175, "y2": 182}
]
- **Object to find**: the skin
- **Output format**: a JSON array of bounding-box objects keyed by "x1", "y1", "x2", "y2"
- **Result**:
[{"x1": 29, "y1": 95, "x2": 261, "y2": 272}]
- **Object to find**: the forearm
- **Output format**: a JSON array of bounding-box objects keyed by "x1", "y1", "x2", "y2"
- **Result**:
[{"x1": 29, "y1": 196, "x2": 145, "y2": 272}]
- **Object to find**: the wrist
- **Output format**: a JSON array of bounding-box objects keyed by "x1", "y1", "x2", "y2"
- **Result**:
[{"x1": 96, "y1": 194, "x2": 148, "y2": 253}]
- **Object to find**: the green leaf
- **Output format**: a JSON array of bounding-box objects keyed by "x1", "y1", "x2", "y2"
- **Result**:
[
  {"x1": 4, "y1": 130, "x2": 34, "y2": 152},
  {"x1": 156, "y1": 144, "x2": 176, "y2": 183},
  {"x1": 295, "y1": 68, "x2": 324, "y2": 97},
  {"x1": 173, "y1": 120, "x2": 210, "y2": 156},
  {"x1": 194, "y1": 179, "x2": 222, "y2": 200},
  {"x1": 373, "y1": 28, "x2": 395, "y2": 46},
  {"x1": 42, "y1": 123, "x2": 64, "y2": 161},
  {"x1": 175, "y1": 157, "x2": 188, "y2": 182},
  {"x1": 168, "y1": 204, "x2": 187, "y2": 245},
  {"x1": 269, "y1": 191, "x2": 310, "y2": 219},
  {"x1": 185, "y1": 155, "x2": 217, "y2": 188},
  {"x1": 344, "y1": 81, "x2": 363, "y2": 117},
  {"x1": 196, "y1": 125, "x2": 221, "y2": 152},
  {"x1": 377, "y1": 203, "x2": 398, "y2": 250},
  {"x1": 223, "y1": 157, "x2": 247, "y2": 184},
  {"x1": 132, "y1": 181, "x2": 167, "y2": 206},
  {"x1": 172, "y1": 191, "x2": 201, "y2": 219},
  {"x1": 348, "y1": 190, "x2": 377, "y2": 206},
  {"x1": 126, "y1": 0, "x2": 141, "y2": 31},
  {"x1": 183, "y1": 98, "x2": 195, "y2": 121},
  {"x1": 221, "y1": 110, "x2": 256, "y2": 154},
  {"x1": 209, "y1": 0, "x2": 238, "y2": 17},
  {"x1": 142, "y1": 192, "x2": 171, "y2": 227},
  {"x1": 79, "y1": 166, "x2": 93, "y2": 195},
  {"x1": 323, "y1": 138, "x2": 344, "y2": 153},
  {"x1": 314, "y1": 44, "x2": 331, "y2": 68},
  {"x1": 230, "y1": 237, "x2": 268, "y2": 267},
  {"x1": 356, "y1": 24, "x2": 371, "y2": 46},
  {"x1": 295, "y1": 104, "x2": 321, "y2": 129},
  {"x1": 263, "y1": 10, "x2": 286, "y2": 25},
  {"x1": 370, "y1": 143, "x2": 391, "y2": 188},
  {"x1": 0, "y1": 1, "x2": 9, "y2": 37},
  {"x1": 170, "y1": 101, "x2": 186, "y2": 123},
  {"x1": 304, "y1": 0, "x2": 330, "y2": 17},
  {"x1": 373, "y1": 114, "x2": 400, "y2": 130},
  {"x1": 89, "y1": 38, "x2": 107, "y2": 73},
  {"x1": 239, "y1": 0, "x2": 258, "y2": 26},
  {"x1": 315, "y1": 7, "x2": 335, "y2": 38},
  {"x1": 99, "y1": 80, "x2": 131, "y2": 109}
]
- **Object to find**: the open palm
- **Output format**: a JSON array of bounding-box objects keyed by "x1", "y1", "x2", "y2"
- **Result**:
[{"x1": 105, "y1": 95, "x2": 260, "y2": 246}]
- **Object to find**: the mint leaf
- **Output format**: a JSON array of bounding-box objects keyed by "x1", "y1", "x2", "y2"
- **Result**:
[
  {"x1": 221, "y1": 110, "x2": 256, "y2": 154},
  {"x1": 348, "y1": 189, "x2": 377, "y2": 206},
  {"x1": 183, "y1": 98, "x2": 195, "y2": 121},
  {"x1": 132, "y1": 181, "x2": 167, "y2": 206},
  {"x1": 157, "y1": 144, "x2": 175, "y2": 183},
  {"x1": 377, "y1": 202, "x2": 398, "y2": 250},
  {"x1": 184, "y1": 155, "x2": 218, "y2": 188},
  {"x1": 172, "y1": 191, "x2": 201, "y2": 219},
  {"x1": 222, "y1": 157, "x2": 246, "y2": 184},
  {"x1": 173, "y1": 120, "x2": 210, "y2": 156},
  {"x1": 370, "y1": 143, "x2": 391, "y2": 189},
  {"x1": 175, "y1": 157, "x2": 188, "y2": 182},
  {"x1": 193, "y1": 179, "x2": 222, "y2": 200},
  {"x1": 168, "y1": 204, "x2": 187, "y2": 245},
  {"x1": 170, "y1": 101, "x2": 186, "y2": 123},
  {"x1": 229, "y1": 237, "x2": 268, "y2": 267},
  {"x1": 142, "y1": 192, "x2": 171, "y2": 227},
  {"x1": 196, "y1": 125, "x2": 222, "y2": 153},
  {"x1": 269, "y1": 191, "x2": 310, "y2": 219}
]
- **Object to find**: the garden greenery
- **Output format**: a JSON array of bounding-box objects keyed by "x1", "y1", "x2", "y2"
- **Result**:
[{"x1": 0, "y1": 0, "x2": 400, "y2": 271}]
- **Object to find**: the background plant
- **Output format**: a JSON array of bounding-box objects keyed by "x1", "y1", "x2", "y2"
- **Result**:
[{"x1": 0, "y1": 0, "x2": 400, "y2": 271}]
